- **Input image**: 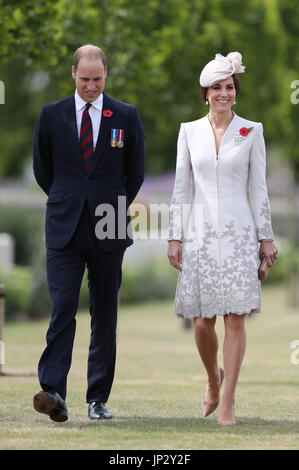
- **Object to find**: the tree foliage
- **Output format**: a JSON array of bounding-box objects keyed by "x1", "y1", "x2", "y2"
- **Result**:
[
  {"x1": 0, "y1": 0, "x2": 298, "y2": 178},
  {"x1": 0, "y1": 0, "x2": 66, "y2": 67}
]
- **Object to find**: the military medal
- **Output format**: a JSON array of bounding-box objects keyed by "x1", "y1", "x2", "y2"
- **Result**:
[
  {"x1": 111, "y1": 128, "x2": 117, "y2": 147},
  {"x1": 117, "y1": 129, "x2": 124, "y2": 148}
]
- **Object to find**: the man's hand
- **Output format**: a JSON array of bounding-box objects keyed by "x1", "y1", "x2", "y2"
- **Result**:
[{"x1": 168, "y1": 240, "x2": 183, "y2": 271}]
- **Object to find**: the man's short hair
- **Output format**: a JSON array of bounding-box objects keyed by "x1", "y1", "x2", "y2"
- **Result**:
[{"x1": 73, "y1": 45, "x2": 107, "y2": 70}]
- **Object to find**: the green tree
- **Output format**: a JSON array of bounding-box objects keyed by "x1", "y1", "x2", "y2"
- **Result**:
[
  {"x1": 0, "y1": 0, "x2": 298, "y2": 177},
  {"x1": 0, "y1": 0, "x2": 66, "y2": 67}
]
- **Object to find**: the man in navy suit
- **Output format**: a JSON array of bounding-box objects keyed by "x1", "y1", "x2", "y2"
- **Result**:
[{"x1": 32, "y1": 45, "x2": 145, "y2": 422}]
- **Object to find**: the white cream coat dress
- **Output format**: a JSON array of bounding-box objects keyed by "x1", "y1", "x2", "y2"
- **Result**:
[{"x1": 168, "y1": 112, "x2": 274, "y2": 319}]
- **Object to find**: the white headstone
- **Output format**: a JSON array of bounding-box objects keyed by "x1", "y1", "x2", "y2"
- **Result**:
[{"x1": 0, "y1": 233, "x2": 14, "y2": 275}]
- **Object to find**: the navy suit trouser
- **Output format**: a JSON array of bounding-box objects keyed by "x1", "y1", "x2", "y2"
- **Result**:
[{"x1": 38, "y1": 201, "x2": 125, "y2": 403}]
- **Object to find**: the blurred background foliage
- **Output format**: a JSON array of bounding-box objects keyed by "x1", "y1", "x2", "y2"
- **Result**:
[
  {"x1": 0, "y1": 0, "x2": 299, "y2": 176},
  {"x1": 0, "y1": 0, "x2": 299, "y2": 319}
]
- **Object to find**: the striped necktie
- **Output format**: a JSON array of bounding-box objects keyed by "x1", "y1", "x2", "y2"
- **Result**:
[{"x1": 80, "y1": 103, "x2": 94, "y2": 172}]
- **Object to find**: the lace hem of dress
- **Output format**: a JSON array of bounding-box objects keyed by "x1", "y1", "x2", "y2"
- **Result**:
[{"x1": 174, "y1": 306, "x2": 261, "y2": 320}]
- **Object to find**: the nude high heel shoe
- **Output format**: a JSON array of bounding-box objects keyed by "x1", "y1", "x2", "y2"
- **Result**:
[{"x1": 202, "y1": 367, "x2": 224, "y2": 417}]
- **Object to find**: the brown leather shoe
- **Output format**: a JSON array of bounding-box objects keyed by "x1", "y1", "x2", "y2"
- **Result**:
[{"x1": 33, "y1": 390, "x2": 68, "y2": 422}]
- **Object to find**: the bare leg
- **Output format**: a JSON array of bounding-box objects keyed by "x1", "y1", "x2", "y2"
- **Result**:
[
  {"x1": 218, "y1": 313, "x2": 246, "y2": 426},
  {"x1": 194, "y1": 317, "x2": 222, "y2": 410}
]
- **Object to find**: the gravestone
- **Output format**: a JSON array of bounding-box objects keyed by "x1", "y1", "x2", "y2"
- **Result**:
[{"x1": 0, "y1": 233, "x2": 14, "y2": 275}]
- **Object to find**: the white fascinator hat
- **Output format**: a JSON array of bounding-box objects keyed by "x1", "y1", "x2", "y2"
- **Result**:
[{"x1": 199, "y1": 52, "x2": 246, "y2": 88}]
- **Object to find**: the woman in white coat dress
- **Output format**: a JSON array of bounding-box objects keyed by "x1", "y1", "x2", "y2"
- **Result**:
[{"x1": 168, "y1": 52, "x2": 278, "y2": 426}]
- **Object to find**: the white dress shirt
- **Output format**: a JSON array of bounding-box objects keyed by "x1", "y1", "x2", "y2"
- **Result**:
[{"x1": 74, "y1": 89, "x2": 103, "y2": 149}]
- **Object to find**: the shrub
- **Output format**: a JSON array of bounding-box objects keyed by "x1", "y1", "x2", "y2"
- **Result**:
[
  {"x1": 0, "y1": 266, "x2": 32, "y2": 320},
  {"x1": 0, "y1": 204, "x2": 43, "y2": 266},
  {"x1": 119, "y1": 259, "x2": 178, "y2": 304},
  {"x1": 263, "y1": 246, "x2": 299, "y2": 285}
]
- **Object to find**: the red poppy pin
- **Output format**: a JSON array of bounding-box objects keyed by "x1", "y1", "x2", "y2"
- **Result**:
[
  {"x1": 103, "y1": 109, "x2": 113, "y2": 117},
  {"x1": 239, "y1": 127, "x2": 253, "y2": 136},
  {"x1": 233, "y1": 126, "x2": 253, "y2": 143}
]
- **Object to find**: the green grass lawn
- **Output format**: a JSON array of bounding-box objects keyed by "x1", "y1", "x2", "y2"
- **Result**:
[{"x1": 0, "y1": 284, "x2": 299, "y2": 450}]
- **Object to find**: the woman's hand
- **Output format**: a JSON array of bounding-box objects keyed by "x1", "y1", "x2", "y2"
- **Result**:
[
  {"x1": 259, "y1": 240, "x2": 278, "y2": 267},
  {"x1": 168, "y1": 240, "x2": 183, "y2": 271}
]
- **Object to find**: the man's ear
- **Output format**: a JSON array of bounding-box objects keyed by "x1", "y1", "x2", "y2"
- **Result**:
[{"x1": 71, "y1": 65, "x2": 76, "y2": 79}]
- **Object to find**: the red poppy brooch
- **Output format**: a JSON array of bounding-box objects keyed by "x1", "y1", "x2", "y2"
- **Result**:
[
  {"x1": 103, "y1": 109, "x2": 113, "y2": 117},
  {"x1": 233, "y1": 126, "x2": 253, "y2": 143}
]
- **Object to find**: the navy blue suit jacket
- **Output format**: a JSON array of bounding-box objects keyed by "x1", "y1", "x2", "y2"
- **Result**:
[{"x1": 33, "y1": 93, "x2": 145, "y2": 252}]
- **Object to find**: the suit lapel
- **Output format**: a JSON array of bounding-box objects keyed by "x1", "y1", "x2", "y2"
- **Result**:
[{"x1": 63, "y1": 95, "x2": 86, "y2": 171}]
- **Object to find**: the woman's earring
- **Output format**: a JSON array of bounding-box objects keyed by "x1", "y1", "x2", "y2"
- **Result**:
[
  {"x1": 206, "y1": 99, "x2": 209, "y2": 106},
  {"x1": 234, "y1": 100, "x2": 236, "y2": 104}
]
